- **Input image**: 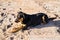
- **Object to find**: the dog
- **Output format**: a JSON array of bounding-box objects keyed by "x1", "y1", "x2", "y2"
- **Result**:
[{"x1": 15, "y1": 11, "x2": 56, "y2": 31}]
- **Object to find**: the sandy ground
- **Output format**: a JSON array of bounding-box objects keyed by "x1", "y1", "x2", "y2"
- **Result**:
[{"x1": 0, "y1": 0, "x2": 60, "y2": 40}]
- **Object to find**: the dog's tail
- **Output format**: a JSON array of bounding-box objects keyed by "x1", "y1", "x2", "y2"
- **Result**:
[
  {"x1": 48, "y1": 16, "x2": 57, "y2": 21},
  {"x1": 48, "y1": 14, "x2": 58, "y2": 21}
]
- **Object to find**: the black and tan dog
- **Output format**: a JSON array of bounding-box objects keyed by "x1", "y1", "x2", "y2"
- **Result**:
[{"x1": 15, "y1": 11, "x2": 56, "y2": 31}]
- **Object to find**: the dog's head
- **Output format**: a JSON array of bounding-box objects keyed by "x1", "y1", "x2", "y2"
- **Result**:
[{"x1": 15, "y1": 12, "x2": 25, "y2": 23}]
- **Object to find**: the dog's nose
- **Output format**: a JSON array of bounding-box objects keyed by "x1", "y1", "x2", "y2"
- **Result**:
[{"x1": 15, "y1": 19, "x2": 19, "y2": 23}]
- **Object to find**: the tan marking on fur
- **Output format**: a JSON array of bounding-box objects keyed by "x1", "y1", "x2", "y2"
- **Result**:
[
  {"x1": 42, "y1": 15, "x2": 46, "y2": 24},
  {"x1": 19, "y1": 18, "x2": 24, "y2": 23}
]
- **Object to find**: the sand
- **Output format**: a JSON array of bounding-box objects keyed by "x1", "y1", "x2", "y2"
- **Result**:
[{"x1": 0, "y1": 0, "x2": 60, "y2": 40}]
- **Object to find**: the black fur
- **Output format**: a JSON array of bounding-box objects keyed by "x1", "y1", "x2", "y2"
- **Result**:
[{"x1": 15, "y1": 12, "x2": 56, "y2": 30}]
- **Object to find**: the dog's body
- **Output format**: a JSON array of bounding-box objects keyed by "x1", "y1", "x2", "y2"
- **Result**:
[{"x1": 15, "y1": 12, "x2": 56, "y2": 30}]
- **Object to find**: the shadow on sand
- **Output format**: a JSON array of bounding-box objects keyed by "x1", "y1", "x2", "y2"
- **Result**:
[
  {"x1": 30, "y1": 20, "x2": 60, "y2": 33},
  {"x1": 33, "y1": 20, "x2": 60, "y2": 28}
]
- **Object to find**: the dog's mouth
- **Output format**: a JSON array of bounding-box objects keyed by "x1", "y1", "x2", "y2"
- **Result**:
[
  {"x1": 15, "y1": 19, "x2": 20, "y2": 23},
  {"x1": 15, "y1": 18, "x2": 23, "y2": 23}
]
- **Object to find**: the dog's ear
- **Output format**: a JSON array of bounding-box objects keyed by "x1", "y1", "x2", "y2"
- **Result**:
[
  {"x1": 18, "y1": 11, "x2": 25, "y2": 17},
  {"x1": 17, "y1": 12, "x2": 24, "y2": 18}
]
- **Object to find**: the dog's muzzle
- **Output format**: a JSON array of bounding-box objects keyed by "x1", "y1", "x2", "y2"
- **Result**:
[{"x1": 15, "y1": 19, "x2": 19, "y2": 23}]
